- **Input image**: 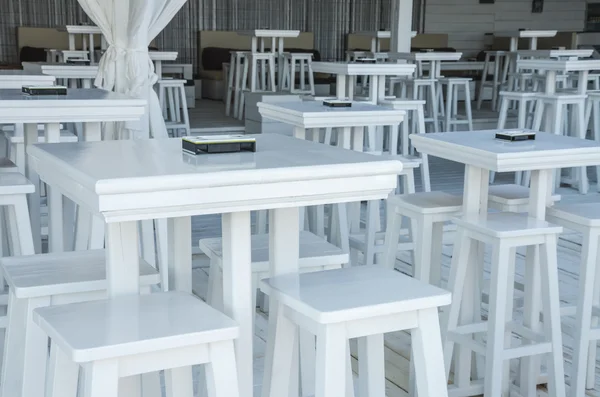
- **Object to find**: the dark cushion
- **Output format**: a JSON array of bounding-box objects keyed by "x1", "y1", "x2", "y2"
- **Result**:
[{"x1": 20, "y1": 46, "x2": 47, "y2": 63}]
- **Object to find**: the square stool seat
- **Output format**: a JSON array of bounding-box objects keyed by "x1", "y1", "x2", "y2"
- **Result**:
[
  {"x1": 33, "y1": 292, "x2": 239, "y2": 362},
  {"x1": 260, "y1": 265, "x2": 451, "y2": 324},
  {"x1": 546, "y1": 203, "x2": 600, "y2": 227},
  {"x1": 453, "y1": 212, "x2": 563, "y2": 239},
  {"x1": 389, "y1": 191, "x2": 463, "y2": 215},
  {"x1": 0, "y1": 173, "x2": 34, "y2": 195},
  {"x1": 1, "y1": 249, "x2": 160, "y2": 299},
  {"x1": 488, "y1": 184, "x2": 561, "y2": 207},
  {"x1": 0, "y1": 158, "x2": 18, "y2": 172}
]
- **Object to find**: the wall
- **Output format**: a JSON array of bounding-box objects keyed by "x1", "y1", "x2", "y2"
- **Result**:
[{"x1": 424, "y1": 0, "x2": 587, "y2": 57}]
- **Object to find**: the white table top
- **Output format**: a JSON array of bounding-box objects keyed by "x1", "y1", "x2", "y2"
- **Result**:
[
  {"x1": 410, "y1": 130, "x2": 600, "y2": 173},
  {"x1": 149, "y1": 51, "x2": 178, "y2": 61},
  {"x1": 516, "y1": 59, "x2": 600, "y2": 72},
  {"x1": 28, "y1": 134, "x2": 403, "y2": 222},
  {"x1": 387, "y1": 52, "x2": 463, "y2": 62},
  {"x1": 311, "y1": 61, "x2": 416, "y2": 76},
  {"x1": 0, "y1": 70, "x2": 56, "y2": 89},
  {"x1": 258, "y1": 101, "x2": 406, "y2": 128},
  {"x1": 59, "y1": 25, "x2": 103, "y2": 35},
  {"x1": 496, "y1": 30, "x2": 557, "y2": 39},
  {"x1": 516, "y1": 49, "x2": 594, "y2": 59},
  {"x1": 237, "y1": 30, "x2": 300, "y2": 38},
  {"x1": 0, "y1": 88, "x2": 146, "y2": 123},
  {"x1": 22, "y1": 62, "x2": 98, "y2": 79},
  {"x1": 352, "y1": 31, "x2": 418, "y2": 39}
]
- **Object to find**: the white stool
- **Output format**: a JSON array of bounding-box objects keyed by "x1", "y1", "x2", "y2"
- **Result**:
[
  {"x1": 443, "y1": 212, "x2": 565, "y2": 397},
  {"x1": 0, "y1": 173, "x2": 35, "y2": 257},
  {"x1": 384, "y1": 192, "x2": 462, "y2": 286},
  {"x1": 349, "y1": 157, "x2": 422, "y2": 267},
  {"x1": 158, "y1": 79, "x2": 190, "y2": 137},
  {"x1": 261, "y1": 265, "x2": 451, "y2": 397},
  {"x1": 488, "y1": 184, "x2": 561, "y2": 213},
  {"x1": 225, "y1": 51, "x2": 247, "y2": 118},
  {"x1": 201, "y1": 230, "x2": 348, "y2": 310},
  {"x1": 477, "y1": 51, "x2": 508, "y2": 111},
  {"x1": 238, "y1": 52, "x2": 277, "y2": 119},
  {"x1": 545, "y1": 203, "x2": 600, "y2": 397},
  {"x1": 0, "y1": 249, "x2": 160, "y2": 397},
  {"x1": 280, "y1": 53, "x2": 315, "y2": 95},
  {"x1": 35, "y1": 292, "x2": 241, "y2": 397},
  {"x1": 585, "y1": 91, "x2": 600, "y2": 191},
  {"x1": 439, "y1": 77, "x2": 473, "y2": 131},
  {"x1": 381, "y1": 99, "x2": 432, "y2": 192},
  {"x1": 404, "y1": 79, "x2": 440, "y2": 132},
  {"x1": 532, "y1": 93, "x2": 588, "y2": 193}
]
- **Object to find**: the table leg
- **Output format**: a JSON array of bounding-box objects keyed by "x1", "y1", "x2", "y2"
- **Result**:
[
  {"x1": 89, "y1": 34, "x2": 95, "y2": 63},
  {"x1": 105, "y1": 221, "x2": 140, "y2": 297},
  {"x1": 68, "y1": 34, "x2": 75, "y2": 51},
  {"x1": 23, "y1": 123, "x2": 41, "y2": 254},
  {"x1": 263, "y1": 207, "x2": 300, "y2": 397},
  {"x1": 167, "y1": 217, "x2": 192, "y2": 293},
  {"x1": 530, "y1": 37, "x2": 538, "y2": 50},
  {"x1": 221, "y1": 212, "x2": 253, "y2": 397},
  {"x1": 336, "y1": 75, "x2": 347, "y2": 99},
  {"x1": 44, "y1": 123, "x2": 64, "y2": 253},
  {"x1": 155, "y1": 60, "x2": 162, "y2": 81},
  {"x1": 294, "y1": 126, "x2": 306, "y2": 140}
]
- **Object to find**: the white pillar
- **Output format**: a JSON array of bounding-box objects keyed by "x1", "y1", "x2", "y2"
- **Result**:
[{"x1": 390, "y1": 0, "x2": 414, "y2": 53}]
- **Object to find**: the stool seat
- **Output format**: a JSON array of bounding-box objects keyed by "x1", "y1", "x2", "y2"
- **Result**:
[
  {"x1": 536, "y1": 93, "x2": 587, "y2": 101},
  {"x1": 389, "y1": 191, "x2": 462, "y2": 215},
  {"x1": 261, "y1": 265, "x2": 451, "y2": 324},
  {"x1": 488, "y1": 184, "x2": 561, "y2": 209},
  {"x1": 438, "y1": 77, "x2": 472, "y2": 83},
  {"x1": 453, "y1": 212, "x2": 563, "y2": 239},
  {"x1": 33, "y1": 292, "x2": 239, "y2": 362},
  {"x1": 0, "y1": 173, "x2": 34, "y2": 195},
  {"x1": 498, "y1": 91, "x2": 537, "y2": 99},
  {"x1": 546, "y1": 203, "x2": 600, "y2": 227},
  {"x1": 0, "y1": 158, "x2": 17, "y2": 172},
  {"x1": 1, "y1": 249, "x2": 160, "y2": 299},
  {"x1": 3, "y1": 129, "x2": 77, "y2": 144},
  {"x1": 158, "y1": 78, "x2": 187, "y2": 86}
]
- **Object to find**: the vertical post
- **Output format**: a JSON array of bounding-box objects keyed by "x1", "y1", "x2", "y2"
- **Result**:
[{"x1": 390, "y1": 0, "x2": 414, "y2": 53}]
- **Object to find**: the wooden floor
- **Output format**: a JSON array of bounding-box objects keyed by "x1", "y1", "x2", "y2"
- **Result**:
[{"x1": 187, "y1": 100, "x2": 600, "y2": 396}]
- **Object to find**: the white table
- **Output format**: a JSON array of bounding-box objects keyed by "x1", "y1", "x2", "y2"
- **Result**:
[
  {"x1": 411, "y1": 129, "x2": 600, "y2": 395},
  {"x1": 353, "y1": 30, "x2": 417, "y2": 52},
  {"x1": 27, "y1": 133, "x2": 402, "y2": 397},
  {"x1": 496, "y1": 30, "x2": 558, "y2": 51},
  {"x1": 387, "y1": 52, "x2": 463, "y2": 78},
  {"x1": 0, "y1": 88, "x2": 146, "y2": 254},
  {"x1": 515, "y1": 49, "x2": 594, "y2": 60},
  {"x1": 238, "y1": 30, "x2": 301, "y2": 54},
  {"x1": 0, "y1": 70, "x2": 55, "y2": 89},
  {"x1": 311, "y1": 62, "x2": 416, "y2": 102},
  {"x1": 148, "y1": 51, "x2": 178, "y2": 79},
  {"x1": 59, "y1": 25, "x2": 106, "y2": 63}
]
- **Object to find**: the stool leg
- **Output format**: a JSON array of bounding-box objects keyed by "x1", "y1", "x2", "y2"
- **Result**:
[
  {"x1": 430, "y1": 222, "x2": 444, "y2": 287},
  {"x1": 412, "y1": 308, "x2": 449, "y2": 397},
  {"x1": 83, "y1": 360, "x2": 120, "y2": 397},
  {"x1": 464, "y1": 83, "x2": 474, "y2": 131},
  {"x1": 576, "y1": 102, "x2": 589, "y2": 194},
  {"x1": 299, "y1": 330, "x2": 316, "y2": 397},
  {"x1": 364, "y1": 200, "x2": 379, "y2": 266},
  {"x1": 384, "y1": 206, "x2": 402, "y2": 271},
  {"x1": 571, "y1": 230, "x2": 599, "y2": 397},
  {"x1": 416, "y1": 106, "x2": 432, "y2": 192},
  {"x1": 10, "y1": 197, "x2": 35, "y2": 255},
  {"x1": 413, "y1": 215, "x2": 434, "y2": 282},
  {"x1": 308, "y1": 61, "x2": 315, "y2": 96},
  {"x1": 532, "y1": 99, "x2": 545, "y2": 131},
  {"x1": 497, "y1": 97, "x2": 508, "y2": 130},
  {"x1": 357, "y1": 334, "x2": 385, "y2": 397},
  {"x1": 315, "y1": 325, "x2": 347, "y2": 397},
  {"x1": 206, "y1": 341, "x2": 241, "y2": 397},
  {"x1": 206, "y1": 259, "x2": 223, "y2": 309},
  {"x1": 477, "y1": 57, "x2": 488, "y2": 110},
  {"x1": 430, "y1": 84, "x2": 440, "y2": 133},
  {"x1": 264, "y1": 302, "x2": 298, "y2": 397},
  {"x1": 46, "y1": 343, "x2": 80, "y2": 397},
  {"x1": 165, "y1": 367, "x2": 194, "y2": 397},
  {"x1": 445, "y1": 83, "x2": 453, "y2": 132},
  {"x1": 225, "y1": 55, "x2": 235, "y2": 116}
]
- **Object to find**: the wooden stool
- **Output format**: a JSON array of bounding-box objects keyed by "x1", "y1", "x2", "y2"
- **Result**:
[
  {"x1": 280, "y1": 53, "x2": 315, "y2": 95},
  {"x1": 158, "y1": 79, "x2": 190, "y2": 137},
  {"x1": 200, "y1": 230, "x2": 348, "y2": 311},
  {"x1": 0, "y1": 249, "x2": 160, "y2": 397},
  {"x1": 404, "y1": 78, "x2": 440, "y2": 132},
  {"x1": 238, "y1": 52, "x2": 277, "y2": 119},
  {"x1": 36, "y1": 292, "x2": 240, "y2": 397},
  {"x1": 477, "y1": 51, "x2": 509, "y2": 111},
  {"x1": 261, "y1": 265, "x2": 451, "y2": 397},
  {"x1": 384, "y1": 191, "x2": 462, "y2": 286},
  {"x1": 225, "y1": 51, "x2": 247, "y2": 118},
  {"x1": 443, "y1": 212, "x2": 565, "y2": 397},
  {"x1": 439, "y1": 77, "x2": 474, "y2": 131},
  {"x1": 545, "y1": 203, "x2": 600, "y2": 397}
]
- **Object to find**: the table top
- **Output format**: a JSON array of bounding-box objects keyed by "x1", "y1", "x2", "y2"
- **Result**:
[
  {"x1": 238, "y1": 30, "x2": 300, "y2": 38},
  {"x1": 387, "y1": 52, "x2": 463, "y2": 62},
  {"x1": 28, "y1": 134, "x2": 403, "y2": 221},
  {"x1": 496, "y1": 30, "x2": 557, "y2": 39},
  {"x1": 0, "y1": 70, "x2": 56, "y2": 88},
  {"x1": 149, "y1": 51, "x2": 178, "y2": 61},
  {"x1": 22, "y1": 62, "x2": 98, "y2": 78},
  {"x1": 0, "y1": 88, "x2": 145, "y2": 107},
  {"x1": 59, "y1": 25, "x2": 103, "y2": 35},
  {"x1": 352, "y1": 31, "x2": 418, "y2": 39},
  {"x1": 516, "y1": 49, "x2": 594, "y2": 59},
  {"x1": 311, "y1": 61, "x2": 416, "y2": 76},
  {"x1": 516, "y1": 58, "x2": 600, "y2": 72},
  {"x1": 410, "y1": 130, "x2": 600, "y2": 172},
  {"x1": 258, "y1": 101, "x2": 406, "y2": 128}
]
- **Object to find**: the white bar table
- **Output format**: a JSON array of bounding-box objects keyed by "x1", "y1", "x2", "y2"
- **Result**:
[
  {"x1": 311, "y1": 62, "x2": 416, "y2": 102},
  {"x1": 22, "y1": 62, "x2": 97, "y2": 88},
  {"x1": 387, "y1": 52, "x2": 463, "y2": 78},
  {"x1": 496, "y1": 30, "x2": 557, "y2": 51},
  {"x1": 411, "y1": 129, "x2": 600, "y2": 396},
  {"x1": 516, "y1": 49, "x2": 593, "y2": 60},
  {"x1": 59, "y1": 25, "x2": 106, "y2": 64},
  {"x1": 353, "y1": 30, "x2": 417, "y2": 52},
  {"x1": 0, "y1": 70, "x2": 55, "y2": 89},
  {"x1": 0, "y1": 88, "x2": 145, "y2": 254},
  {"x1": 149, "y1": 51, "x2": 178, "y2": 80},
  {"x1": 238, "y1": 30, "x2": 301, "y2": 54},
  {"x1": 27, "y1": 134, "x2": 402, "y2": 397}
]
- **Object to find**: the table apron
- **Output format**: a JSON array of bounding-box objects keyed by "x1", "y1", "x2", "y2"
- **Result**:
[{"x1": 0, "y1": 108, "x2": 145, "y2": 124}]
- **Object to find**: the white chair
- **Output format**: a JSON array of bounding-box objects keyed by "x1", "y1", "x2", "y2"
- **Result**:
[
  {"x1": 261, "y1": 265, "x2": 451, "y2": 397},
  {"x1": 280, "y1": 53, "x2": 315, "y2": 95},
  {"x1": 35, "y1": 292, "x2": 241, "y2": 397},
  {"x1": 443, "y1": 212, "x2": 565, "y2": 397},
  {"x1": 439, "y1": 77, "x2": 473, "y2": 131},
  {"x1": 158, "y1": 79, "x2": 190, "y2": 137},
  {"x1": 545, "y1": 203, "x2": 600, "y2": 397},
  {"x1": 0, "y1": 249, "x2": 160, "y2": 397},
  {"x1": 477, "y1": 51, "x2": 508, "y2": 111},
  {"x1": 384, "y1": 191, "x2": 462, "y2": 287}
]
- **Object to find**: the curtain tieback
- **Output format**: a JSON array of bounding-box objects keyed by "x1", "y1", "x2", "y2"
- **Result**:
[{"x1": 95, "y1": 45, "x2": 157, "y2": 95}]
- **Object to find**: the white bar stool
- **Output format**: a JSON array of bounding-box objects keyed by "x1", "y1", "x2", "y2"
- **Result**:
[
  {"x1": 36, "y1": 292, "x2": 241, "y2": 397},
  {"x1": 0, "y1": 249, "x2": 160, "y2": 397},
  {"x1": 158, "y1": 79, "x2": 190, "y2": 137},
  {"x1": 477, "y1": 51, "x2": 508, "y2": 111},
  {"x1": 545, "y1": 203, "x2": 600, "y2": 397},
  {"x1": 404, "y1": 78, "x2": 440, "y2": 132},
  {"x1": 383, "y1": 191, "x2": 462, "y2": 286},
  {"x1": 238, "y1": 52, "x2": 277, "y2": 119},
  {"x1": 280, "y1": 53, "x2": 315, "y2": 95},
  {"x1": 439, "y1": 77, "x2": 474, "y2": 131},
  {"x1": 443, "y1": 212, "x2": 565, "y2": 397},
  {"x1": 261, "y1": 265, "x2": 451, "y2": 397}
]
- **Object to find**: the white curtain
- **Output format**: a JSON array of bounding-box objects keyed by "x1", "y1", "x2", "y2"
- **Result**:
[{"x1": 77, "y1": 0, "x2": 188, "y2": 139}]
